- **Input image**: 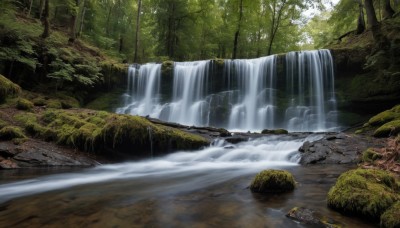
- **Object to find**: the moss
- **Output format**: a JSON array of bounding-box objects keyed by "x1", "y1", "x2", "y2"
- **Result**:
[
  {"x1": 380, "y1": 202, "x2": 400, "y2": 228},
  {"x1": 327, "y1": 168, "x2": 400, "y2": 221},
  {"x1": 362, "y1": 148, "x2": 383, "y2": 163},
  {"x1": 213, "y1": 58, "x2": 224, "y2": 66},
  {"x1": 261, "y1": 129, "x2": 289, "y2": 134},
  {"x1": 24, "y1": 109, "x2": 209, "y2": 156},
  {"x1": 374, "y1": 120, "x2": 400, "y2": 137},
  {"x1": 368, "y1": 110, "x2": 400, "y2": 126},
  {"x1": 0, "y1": 119, "x2": 8, "y2": 129},
  {"x1": 250, "y1": 169, "x2": 295, "y2": 193},
  {"x1": 16, "y1": 98, "x2": 34, "y2": 111},
  {"x1": 46, "y1": 99, "x2": 62, "y2": 109},
  {"x1": 0, "y1": 74, "x2": 21, "y2": 103},
  {"x1": 0, "y1": 126, "x2": 26, "y2": 140},
  {"x1": 32, "y1": 97, "x2": 46, "y2": 106}
]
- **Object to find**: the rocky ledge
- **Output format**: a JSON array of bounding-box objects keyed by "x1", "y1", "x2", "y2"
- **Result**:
[
  {"x1": 298, "y1": 132, "x2": 386, "y2": 165},
  {"x1": 0, "y1": 139, "x2": 101, "y2": 169}
]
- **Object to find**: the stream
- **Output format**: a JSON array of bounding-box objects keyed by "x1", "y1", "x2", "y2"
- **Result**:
[{"x1": 0, "y1": 135, "x2": 375, "y2": 227}]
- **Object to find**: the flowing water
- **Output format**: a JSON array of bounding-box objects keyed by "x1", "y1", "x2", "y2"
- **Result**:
[
  {"x1": 0, "y1": 135, "x2": 375, "y2": 227},
  {"x1": 117, "y1": 50, "x2": 338, "y2": 132}
]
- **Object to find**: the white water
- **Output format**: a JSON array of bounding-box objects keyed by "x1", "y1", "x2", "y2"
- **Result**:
[
  {"x1": 0, "y1": 135, "x2": 321, "y2": 203},
  {"x1": 117, "y1": 50, "x2": 337, "y2": 132}
]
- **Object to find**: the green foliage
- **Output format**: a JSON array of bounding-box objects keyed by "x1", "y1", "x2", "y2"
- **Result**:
[
  {"x1": 0, "y1": 126, "x2": 26, "y2": 140},
  {"x1": 381, "y1": 202, "x2": 400, "y2": 228},
  {"x1": 0, "y1": 74, "x2": 21, "y2": 102},
  {"x1": 250, "y1": 169, "x2": 295, "y2": 193},
  {"x1": 327, "y1": 168, "x2": 400, "y2": 221}
]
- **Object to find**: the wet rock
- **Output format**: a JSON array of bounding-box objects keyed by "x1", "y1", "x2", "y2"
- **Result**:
[
  {"x1": 0, "y1": 140, "x2": 100, "y2": 169},
  {"x1": 299, "y1": 133, "x2": 385, "y2": 165},
  {"x1": 286, "y1": 207, "x2": 342, "y2": 227},
  {"x1": 261, "y1": 129, "x2": 288, "y2": 135}
]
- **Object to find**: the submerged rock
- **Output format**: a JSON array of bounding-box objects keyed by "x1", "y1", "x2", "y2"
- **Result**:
[
  {"x1": 250, "y1": 169, "x2": 295, "y2": 193},
  {"x1": 327, "y1": 168, "x2": 400, "y2": 221},
  {"x1": 286, "y1": 207, "x2": 342, "y2": 227}
]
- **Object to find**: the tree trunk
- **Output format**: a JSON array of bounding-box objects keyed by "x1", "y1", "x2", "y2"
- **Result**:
[
  {"x1": 356, "y1": 1, "x2": 365, "y2": 34},
  {"x1": 383, "y1": 0, "x2": 395, "y2": 18},
  {"x1": 232, "y1": 0, "x2": 243, "y2": 59},
  {"x1": 68, "y1": 0, "x2": 79, "y2": 43},
  {"x1": 134, "y1": 0, "x2": 142, "y2": 63},
  {"x1": 78, "y1": 6, "x2": 86, "y2": 37},
  {"x1": 41, "y1": 0, "x2": 50, "y2": 39},
  {"x1": 364, "y1": 0, "x2": 379, "y2": 27},
  {"x1": 28, "y1": 0, "x2": 34, "y2": 17},
  {"x1": 39, "y1": 0, "x2": 44, "y2": 18}
]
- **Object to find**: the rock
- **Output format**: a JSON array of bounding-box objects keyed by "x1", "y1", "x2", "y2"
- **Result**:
[
  {"x1": 0, "y1": 140, "x2": 100, "y2": 169},
  {"x1": 250, "y1": 169, "x2": 295, "y2": 193},
  {"x1": 299, "y1": 133, "x2": 385, "y2": 164},
  {"x1": 327, "y1": 168, "x2": 399, "y2": 221},
  {"x1": 286, "y1": 207, "x2": 342, "y2": 227},
  {"x1": 261, "y1": 129, "x2": 288, "y2": 135}
]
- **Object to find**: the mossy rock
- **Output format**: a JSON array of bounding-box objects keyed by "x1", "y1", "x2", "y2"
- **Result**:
[
  {"x1": 380, "y1": 202, "x2": 400, "y2": 228},
  {"x1": 14, "y1": 109, "x2": 209, "y2": 156},
  {"x1": 374, "y1": 120, "x2": 400, "y2": 137},
  {"x1": 32, "y1": 97, "x2": 46, "y2": 106},
  {"x1": 0, "y1": 126, "x2": 26, "y2": 140},
  {"x1": 368, "y1": 110, "x2": 400, "y2": 127},
  {"x1": 16, "y1": 99, "x2": 34, "y2": 111},
  {"x1": 261, "y1": 129, "x2": 288, "y2": 135},
  {"x1": 362, "y1": 148, "x2": 383, "y2": 163},
  {"x1": 0, "y1": 74, "x2": 21, "y2": 103},
  {"x1": 250, "y1": 169, "x2": 295, "y2": 193},
  {"x1": 327, "y1": 168, "x2": 400, "y2": 221}
]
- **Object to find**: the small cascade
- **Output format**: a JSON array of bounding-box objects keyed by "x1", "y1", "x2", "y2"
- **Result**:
[{"x1": 117, "y1": 49, "x2": 338, "y2": 132}]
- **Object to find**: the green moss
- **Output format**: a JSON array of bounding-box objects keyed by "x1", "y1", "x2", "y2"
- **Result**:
[
  {"x1": 261, "y1": 129, "x2": 289, "y2": 134},
  {"x1": 24, "y1": 109, "x2": 209, "y2": 156},
  {"x1": 250, "y1": 170, "x2": 295, "y2": 193},
  {"x1": 327, "y1": 168, "x2": 400, "y2": 221},
  {"x1": 0, "y1": 75, "x2": 21, "y2": 102},
  {"x1": 213, "y1": 58, "x2": 224, "y2": 66},
  {"x1": 0, "y1": 126, "x2": 26, "y2": 140},
  {"x1": 362, "y1": 148, "x2": 383, "y2": 163},
  {"x1": 368, "y1": 110, "x2": 400, "y2": 126},
  {"x1": 16, "y1": 98, "x2": 34, "y2": 111},
  {"x1": 32, "y1": 97, "x2": 46, "y2": 106},
  {"x1": 380, "y1": 202, "x2": 400, "y2": 228},
  {"x1": 46, "y1": 99, "x2": 62, "y2": 109},
  {"x1": 0, "y1": 119, "x2": 8, "y2": 129},
  {"x1": 374, "y1": 120, "x2": 400, "y2": 137}
]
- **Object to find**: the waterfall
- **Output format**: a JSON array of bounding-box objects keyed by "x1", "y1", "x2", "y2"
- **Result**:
[{"x1": 116, "y1": 49, "x2": 337, "y2": 132}]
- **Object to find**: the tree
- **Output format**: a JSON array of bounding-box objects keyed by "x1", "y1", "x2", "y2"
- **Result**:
[
  {"x1": 41, "y1": 0, "x2": 50, "y2": 39},
  {"x1": 356, "y1": 0, "x2": 365, "y2": 34},
  {"x1": 364, "y1": 0, "x2": 378, "y2": 27},
  {"x1": 383, "y1": 0, "x2": 395, "y2": 19},
  {"x1": 232, "y1": 0, "x2": 243, "y2": 59},
  {"x1": 134, "y1": 0, "x2": 142, "y2": 63}
]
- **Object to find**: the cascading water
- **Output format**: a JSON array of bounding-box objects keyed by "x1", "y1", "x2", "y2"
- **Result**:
[{"x1": 117, "y1": 49, "x2": 337, "y2": 132}]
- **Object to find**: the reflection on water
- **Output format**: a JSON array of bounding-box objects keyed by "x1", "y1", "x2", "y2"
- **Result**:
[{"x1": 0, "y1": 136, "x2": 375, "y2": 227}]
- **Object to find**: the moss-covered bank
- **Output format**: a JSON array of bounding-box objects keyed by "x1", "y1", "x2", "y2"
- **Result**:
[
  {"x1": 327, "y1": 168, "x2": 400, "y2": 222},
  {"x1": 11, "y1": 109, "x2": 209, "y2": 158}
]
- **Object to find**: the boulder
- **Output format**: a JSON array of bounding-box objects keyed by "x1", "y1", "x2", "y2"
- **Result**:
[{"x1": 250, "y1": 169, "x2": 295, "y2": 193}]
